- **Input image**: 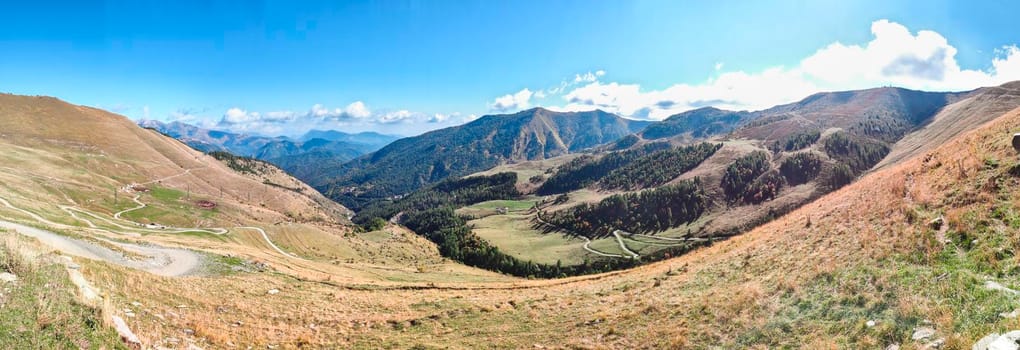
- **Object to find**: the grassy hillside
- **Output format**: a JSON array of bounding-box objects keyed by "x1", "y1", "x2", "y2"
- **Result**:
[
  {"x1": 4, "y1": 87, "x2": 1020, "y2": 348},
  {"x1": 60, "y1": 102, "x2": 1020, "y2": 349},
  {"x1": 0, "y1": 232, "x2": 125, "y2": 349},
  {"x1": 411, "y1": 85, "x2": 1016, "y2": 276}
]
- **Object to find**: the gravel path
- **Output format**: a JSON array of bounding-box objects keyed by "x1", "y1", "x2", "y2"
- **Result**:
[{"x1": 0, "y1": 220, "x2": 202, "y2": 277}]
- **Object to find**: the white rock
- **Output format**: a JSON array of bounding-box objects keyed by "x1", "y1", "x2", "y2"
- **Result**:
[
  {"x1": 886, "y1": 344, "x2": 900, "y2": 350},
  {"x1": 866, "y1": 320, "x2": 877, "y2": 327},
  {"x1": 988, "y1": 336, "x2": 1020, "y2": 350},
  {"x1": 913, "y1": 327, "x2": 936, "y2": 341},
  {"x1": 267, "y1": 289, "x2": 280, "y2": 295},
  {"x1": 1001, "y1": 310, "x2": 1020, "y2": 318},
  {"x1": 0, "y1": 272, "x2": 17, "y2": 283},
  {"x1": 131, "y1": 301, "x2": 143, "y2": 307},
  {"x1": 187, "y1": 344, "x2": 204, "y2": 350},
  {"x1": 927, "y1": 338, "x2": 946, "y2": 349},
  {"x1": 976, "y1": 333, "x2": 1001, "y2": 350},
  {"x1": 1004, "y1": 331, "x2": 1020, "y2": 342},
  {"x1": 112, "y1": 315, "x2": 142, "y2": 348},
  {"x1": 986, "y1": 281, "x2": 1020, "y2": 295}
]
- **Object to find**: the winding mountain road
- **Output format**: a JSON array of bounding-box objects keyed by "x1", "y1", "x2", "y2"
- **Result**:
[
  {"x1": 236, "y1": 226, "x2": 304, "y2": 260},
  {"x1": 0, "y1": 165, "x2": 310, "y2": 281},
  {"x1": 611, "y1": 230, "x2": 640, "y2": 259},
  {"x1": 0, "y1": 219, "x2": 201, "y2": 277},
  {"x1": 533, "y1": 211, "x2": 631, "y2": 258}
]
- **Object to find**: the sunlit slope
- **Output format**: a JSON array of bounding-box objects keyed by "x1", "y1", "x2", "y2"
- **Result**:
[
  {"x1": 878, "y1": 81, "x2": 1020, "y2": 169},
  {"x1": 322, "y1": 107, "x2": 1020, "y2": 349},
  {"x1": 0, "y1": 94, "x2": 348, "y2": 224},
  {"x1": 0, "y1": 94, "x2": 511, "y2": 284}
]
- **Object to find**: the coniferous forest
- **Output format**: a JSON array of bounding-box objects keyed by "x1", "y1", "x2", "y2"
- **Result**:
[
  {"x1": 542, "y1": 178, "x2": 708, "y2": 238},
  {"x1": 598, "y1": 143, "x2": 721, "y2": 190}
]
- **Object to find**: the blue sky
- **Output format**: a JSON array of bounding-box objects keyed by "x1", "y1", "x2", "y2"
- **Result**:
[{"x1": 2, "y1": 0, "x2": 1019, "y2": 136}]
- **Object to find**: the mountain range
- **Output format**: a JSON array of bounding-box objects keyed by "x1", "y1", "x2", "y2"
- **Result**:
[
  {"x1": 315, "y1": 107, "x2": 650, "y2": 209},
  {"x1": 5, "y1": 82, "x2": 1020, "y2": 348},
  {"x1": 137, "y1": 119, "x2": 399, "y2": 183}
]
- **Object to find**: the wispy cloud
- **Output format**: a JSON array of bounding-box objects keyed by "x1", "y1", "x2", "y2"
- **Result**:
[{"x1": 487, "y1": 70, "x2": 607, "y2": 113}]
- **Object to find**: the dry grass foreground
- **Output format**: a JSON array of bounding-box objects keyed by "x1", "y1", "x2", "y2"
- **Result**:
[
  {"x1": 6, "y1": 93, "x2": 1020, "y2": 349},
  {"x1": 61, "y1": 107, "x2": 1020, "y2": 350}
]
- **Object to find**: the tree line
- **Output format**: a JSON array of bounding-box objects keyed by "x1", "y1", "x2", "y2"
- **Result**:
[
  {"x1": 779, "y1": 152, "x2": 823, "y2": 185},
  {"x1": 822, "y1": 131, "x2": 890, "y2": 173},
  {"x1": 770, "y1": 130, "x2": 820, "y2": 152},
  {"x1": 598, "y1": 143, "x2": 721, "y2": 190},
  {"x1": 720, "y1": 151, "x2": 771, "y2": 202},
  {"x1": 542, "y1": 178, "x2": 708, "y2": 238},
  {"x1": 536, "y1": 142, "x2": 672, "y2": 195}
]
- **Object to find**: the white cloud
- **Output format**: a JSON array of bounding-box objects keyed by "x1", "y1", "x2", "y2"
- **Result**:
[
  {"x1": 222, "y1": 107, "x2": 255, "y2": 124},
  {"x1": 489, "y1": 88, "x2": 534, "y2": 112},
  {"x1": 552, "y1": 19, "x2": 1020, "y2": 120},
  {"x1": 143, "y1": 105, "x2": 150, "y2": 119},
  {"x1": 344, "y1": 101, "x2": 371, "y2": 119},
  {"x1": 308, "y1": 101, "x2": 372, "y2": 120},
  {"x1": 207, "y1": 99, "x2": 460, "y2": 136},
  {"x1": 378, "y1": 110, "x2": 415, "y2": 124},
  {"x1": 428, "y1": 112, "x2": 456, "y2": 123}
]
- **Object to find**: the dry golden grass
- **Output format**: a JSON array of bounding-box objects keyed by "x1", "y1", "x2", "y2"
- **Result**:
[{"x1": 7, "y1": 93, "x2": 1020, "y2": 348}]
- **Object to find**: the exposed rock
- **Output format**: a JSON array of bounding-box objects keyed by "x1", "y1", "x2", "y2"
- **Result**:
[
  {"x1": 925, "y1": 338, "x2": 946, "y2": 349},
  {"x1": 0, "y1": 272, "x2": 17, "y2": 283},
  {"x1": 1004, "y1": 331, "x2": 1020, "y2": 341},
  {"x1": 988, "y1": 337, "x2": 1019, "y2": 350},
  {"x1": 866, "y1": 320, "x2": 877, "y2": 328},
  {"x1": 985, "y1": 281, "x2": 1020, "y2": 295},
  {"x1": 1000, "y1": 309, "x2": 1020, "y2": 318},
  {"x1": 973, "y1": 331, "x2": 1020, "y2": 350},
  {"x1": 975, "y1": 334, "x2": 1000, "y2": 350},
  {"x1": 267, "y1": 288, "x2": 280, "y2": 295},
  {"x1": 913, "y1": 327, "x2": 937, "y2": 341},
  {"x1": 885, "y1": 344, "x2": 900, "y2": 350},
  {"x1": 187, "y1": 344, "x2": 204, "y2": 350},
  {"x1": 112, "y1": 315, "x2": 142, "y2": 349}
]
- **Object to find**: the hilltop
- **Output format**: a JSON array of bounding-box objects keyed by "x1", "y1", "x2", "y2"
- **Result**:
[{"x1": 318, "y1": 107, "x2": 649, "y2": 209}]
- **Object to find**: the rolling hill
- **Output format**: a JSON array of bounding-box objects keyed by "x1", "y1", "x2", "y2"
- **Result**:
[
  {"x1": 638, "y1": 87, "x2": 970, "y2": 142},
  {"x1": 3, "y1": 84, "x2": 1020, "y2": 348},
  {"x1": 318, "y1": 107, "x2": 650, "y2": 209},
  {"x1": 350, "y1": 83, "x2": 1020, "y2": 281}
]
